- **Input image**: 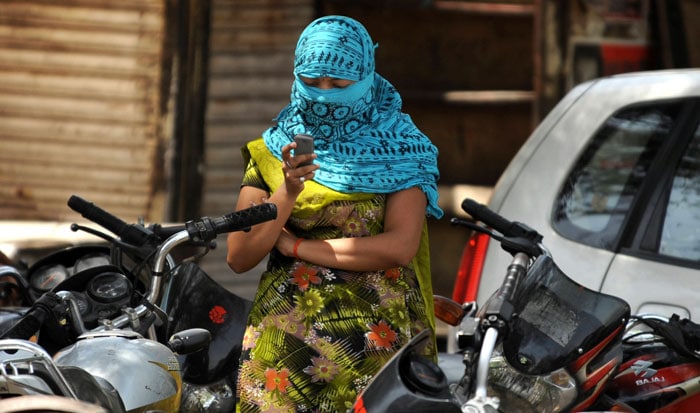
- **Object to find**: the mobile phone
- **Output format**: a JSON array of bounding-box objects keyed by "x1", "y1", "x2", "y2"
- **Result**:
[{"x1": 293, "y1": 134, "x2": 315, "y2": 166}]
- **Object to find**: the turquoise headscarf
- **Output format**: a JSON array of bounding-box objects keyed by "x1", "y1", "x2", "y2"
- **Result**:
[{"x1": 262, "y1": 15, "x2": 443, "y2": 218}]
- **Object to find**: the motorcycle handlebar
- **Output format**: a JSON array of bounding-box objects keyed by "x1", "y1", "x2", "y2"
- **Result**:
[
  {"x1": 69, "y1": 195, "x2": 277, "y2": 246},
  {"x1": 461, "y1": 198, "x2": 543, "y2": 256},
  {"x1": 67, "y1": 195, "x2": 154, "y2": 247},
  {"x1": 184, "y1": 203, "x2": 278, "y2": 243},
  {"x1": 461, "y1": 198, "x2": 516, "y2": 237},
  {"x1": 150, "y1": 203, "x2": 278, "y2": 288}
]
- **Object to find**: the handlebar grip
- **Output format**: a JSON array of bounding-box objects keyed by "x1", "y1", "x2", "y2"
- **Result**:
[
  {"x1": 186, "y1": 203, "x2": 278, "y2": 243},
  {"x1": 212, "y1": 203, "x2": 278, "y2": 234},
  {"x1": 67, "y1": 195, "x2": 154, "y2": 246},
  {"x1": 68, "y1": 195, "x2": 130, "y2": 238},
  {"x1": 461, "y1": 198, "x2": 514, "y2": 236}
]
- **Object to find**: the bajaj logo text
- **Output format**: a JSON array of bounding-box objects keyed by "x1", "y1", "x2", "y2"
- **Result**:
[{"x1": 631, "y1": 360, "x2": 665, "y2": 386}]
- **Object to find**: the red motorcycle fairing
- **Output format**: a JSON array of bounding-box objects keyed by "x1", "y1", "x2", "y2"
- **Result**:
[
  {"x1": 604, "y1": 345, "x2": 700, "y2": 412},
  {"x1": 569, "y1": 324, "x2": 625, "y2": 412}
]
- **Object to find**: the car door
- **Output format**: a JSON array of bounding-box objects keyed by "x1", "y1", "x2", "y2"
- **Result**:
[{"x1": 599, "y1": 101, "x2": 700, "y2": 318}]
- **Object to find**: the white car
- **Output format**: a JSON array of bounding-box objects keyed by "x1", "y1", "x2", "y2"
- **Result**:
[{"x1": 453, "y1": 69, "x2": 700, "y2": 322}]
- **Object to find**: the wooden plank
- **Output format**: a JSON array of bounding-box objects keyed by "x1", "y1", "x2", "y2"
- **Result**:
[
  {"x1": 204, "y1": 176, "x2": 244, "y2": 192},
  {"x1": 211, "y1": 6, "x2": 312, "y2": 29},
  {"x1": 1, "y1": 0, "x2": 164, "y2": 12},
  {"x1": 0, "y1": 71, "x2": 156, "y2": 99},
  {"x1": 402, "y1": 90, "x2": 535, "y2": 104},
  {"x1": 0, "y1": 116, "x2": 155, "y2": 144},
  {"x1": 0, "y1": 187, "x2": 152, "y2": 215},
  {"x1": 0, "y1": 27, "x2": 163, "y2": 55},
  {"x1": 203, "y1": 167, "x2": 243, "y2": 183},
  {"x1": 200, "y1": 191, "x2": 240, "y2": 211},
  {"x1": 202, "y1": 194, "x2": 241, "y2": 212},
  {"x1": 0, "y1": 186, "x2": 151, "y2": 219},
  {"x1": 0, "y1": 93, "x2": 156, "y2": 123},
  {"x1": 209, "y1": 29, "x2": 299, "y2": 53},
  {"x1": 0, "y1": 205, "x2": 148, "y2": 223},
  {"x1": 0, "y1": 139, "x2": 156, "y2": 168},
  {"x1": 205, "y1": 99, "x2": 289, "y2": 123},
  {"x1": 207, "y1": 75, "x2": 293, "y2": 98},
  {"x1": 0, "y1": 185, "x2": 152, "y2": 208},
  {"x1": 209, "y1": 52, "x2": 292, "y2": 76},
  {"x1": 204, "y1": 146, "x2": 244, "y2": 168},
  {"x1": 0, "y1": 182, "x2": 152, "y2": 203},
  {"x1": 212, "y1": 0, "x2": 310, "y2": 8},
  {"x1": 206, "y1": 123, "x2": 274, "y2": 144},
  {"x1": 434, "y1": 0, "x2": 534, "y2": 16},
  {"x1": 0, "y1": 48, "x2": 159, "y2": 77},
  {"x1": 0, "y1": 3, "x2": 163, "y2": 31},
  {"x1": 0, "y1": 163, "x2": 152, "y2": 186}
]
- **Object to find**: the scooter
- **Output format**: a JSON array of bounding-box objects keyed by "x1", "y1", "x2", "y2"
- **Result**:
[
  {"x1": 352, "y1": 198, "x2": 632, "y2": 412},
  {"x1": 0, "y1": 195, "x2": 277, "y2": 412}
]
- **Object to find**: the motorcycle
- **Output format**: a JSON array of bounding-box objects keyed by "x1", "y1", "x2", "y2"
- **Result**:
[
  {"x1": 353, "y1": 199, "x2": 700, "y2": 412},
  {"x1": 594, "y1": 313, "x2": 700, "y2": 412},
  {"x1": 352, "y1": 198, "x2": 632, "y2": 412},
  {"x1": 0, "y1": 195, "x2": 277, "y2": 412}
]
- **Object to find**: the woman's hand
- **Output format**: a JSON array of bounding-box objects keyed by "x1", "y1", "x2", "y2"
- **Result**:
[
  {"x1": 227, "y1": 142, "x2": 319, "y2": 273},
  {"x1": 275, "y1": 227, "x2": 298, "y2": 257},
  {"x1": 280, "y1": 187, "x2": 428, "y2": 271},
  {"x1": 281, "y1": 142, "x2": 319, "y2": 195}
]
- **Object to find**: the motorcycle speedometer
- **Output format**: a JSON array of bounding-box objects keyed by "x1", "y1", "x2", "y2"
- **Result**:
[
  {"x1": 30, "y1": 264, "x2": 69, "y2": 293},
  {"x1": 87, "y1": 271, "x2": 131, "y2": 303},
  {"x1": 399, "y1": 352, "x2": 449, "y2": 397},
  {"x1": 73, "y1": 253, "x2": 111, "y2": 274}
]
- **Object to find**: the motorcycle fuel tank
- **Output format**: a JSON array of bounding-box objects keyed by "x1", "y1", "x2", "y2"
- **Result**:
[{"x1": 53, "y1": 330, "x2": 182, "y2": 412}]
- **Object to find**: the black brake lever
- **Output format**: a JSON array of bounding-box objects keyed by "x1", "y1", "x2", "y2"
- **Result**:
[
  {"x1": 71, "y1": 223, "x2": 157, "y2": 263},
  {"x1": 70, "y1": 223, "x2": 115, "y2": 243},
  {"x1": 450, "y1": 217, "x2": 541, "y2": 257},
  {"x1": 450, "y1": 217, "x2": 500, "y2": 239}
]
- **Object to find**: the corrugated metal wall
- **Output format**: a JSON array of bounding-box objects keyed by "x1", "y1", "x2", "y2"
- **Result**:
[
  {"x1": 0, "y1": 0, "x2": 169, "y2": 222},
  {"x1": 198, "y1": 0, "x2": 313, "y2": 298}
]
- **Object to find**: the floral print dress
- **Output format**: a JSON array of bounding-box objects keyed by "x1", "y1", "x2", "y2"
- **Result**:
[{"x1": 236, "y1": 139, "x2": 436, "y2": 413}]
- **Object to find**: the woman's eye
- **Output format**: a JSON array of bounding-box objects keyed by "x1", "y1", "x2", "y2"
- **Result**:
[
  {"x1": 300, "y1": 76, "x2": 354, "y2": 89},
  {"x1": 329, "y1": 80, "x2": 355, "y2": 89}
]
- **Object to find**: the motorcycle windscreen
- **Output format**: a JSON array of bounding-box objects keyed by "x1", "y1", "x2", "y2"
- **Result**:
[
  {"x1": 160, "y1": 262, "x2": 252, "y2": 384},
  {"x1": 502, "y1": 255, "x2": 630, "y2": 375}
]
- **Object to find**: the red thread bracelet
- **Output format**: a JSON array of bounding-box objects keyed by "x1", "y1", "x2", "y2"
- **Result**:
[{"x1": 293, "y1": 238, "x2": 304, "y2": 259}]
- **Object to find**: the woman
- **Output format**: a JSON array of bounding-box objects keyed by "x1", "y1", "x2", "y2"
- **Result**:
[{"x1": 227, "y1": 15, "x2": 442, "y2": 412}]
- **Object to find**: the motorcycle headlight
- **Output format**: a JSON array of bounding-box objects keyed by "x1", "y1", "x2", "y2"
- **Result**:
[{"x1": 488, "y1": 352, "x2": 577, "y2": 413}]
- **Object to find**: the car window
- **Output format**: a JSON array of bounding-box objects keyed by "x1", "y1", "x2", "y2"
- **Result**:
[
  {"x1": 553, "y1": 102, "x2": 683, "y2": 250},
  {"x1": 659, "y1": 123, "x2": 700, "y2": 260}
]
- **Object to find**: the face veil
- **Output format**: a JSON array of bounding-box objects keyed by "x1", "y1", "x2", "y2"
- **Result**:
[{"x1": 262, "y1": 15, "x2": 443, "y2": 218}]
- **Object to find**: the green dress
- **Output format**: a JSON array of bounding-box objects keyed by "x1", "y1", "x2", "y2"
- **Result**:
[{"x1": 236, "y1": 139, "x2": 436, "y2": 413}]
